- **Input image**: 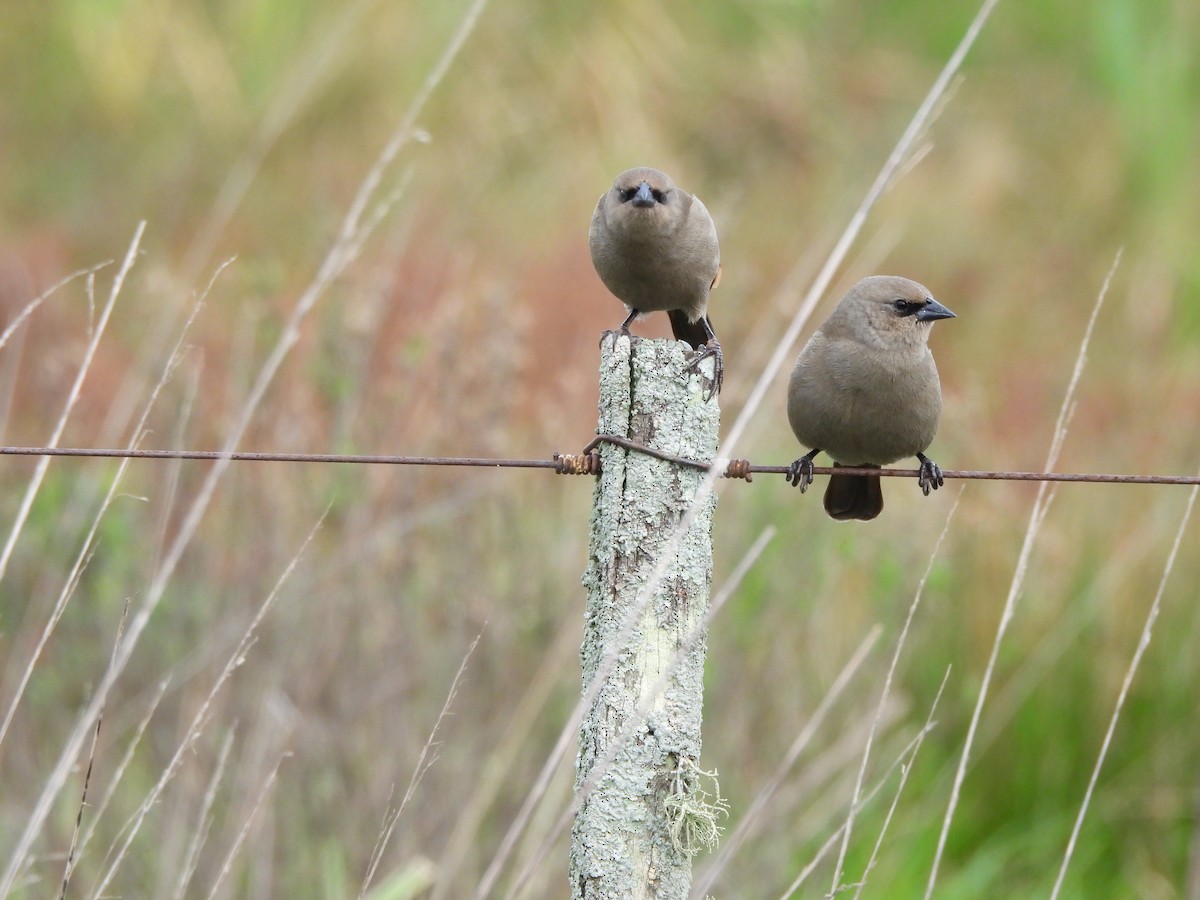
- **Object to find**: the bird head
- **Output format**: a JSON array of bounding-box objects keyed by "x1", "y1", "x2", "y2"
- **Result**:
[
  {"x1": 831, "y1": 275, "x2": 955, "y2": 351},
  {"x1": 605, "y1": 167, "x2": 678, "y2": 229}
]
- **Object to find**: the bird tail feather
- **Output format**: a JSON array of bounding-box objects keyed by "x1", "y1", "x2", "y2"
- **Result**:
[
  {"x1": 667, "y1": 310, "x2": 712, "y2": 350},
  {"x1": 824, "y1": 465, "x2": 884, "y2": 521}
]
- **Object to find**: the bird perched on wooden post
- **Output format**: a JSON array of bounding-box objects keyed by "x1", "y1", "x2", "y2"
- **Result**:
[
  {"x1": 786, "y1": 275, "x2": 955, "y2": 521},
  {"x1": 589, "y1": 167, "x2": 724, "y2": 400}
]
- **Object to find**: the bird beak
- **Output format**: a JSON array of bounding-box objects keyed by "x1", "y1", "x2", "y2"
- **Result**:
[
  {"x1": 631, "y1": 181, "x2": 656, "y2": 208},
  {"x1": 916, "y1": 299, "x2": 956, "y2": 322}
]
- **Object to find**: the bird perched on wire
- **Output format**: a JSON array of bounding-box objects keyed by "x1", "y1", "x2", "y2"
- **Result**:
[
  {"x1": 589, "y1": 167, "x2": 724, "y2": 400},
  {"x1": 786, "y1": 275, "x2": 956, "y2": 521}
]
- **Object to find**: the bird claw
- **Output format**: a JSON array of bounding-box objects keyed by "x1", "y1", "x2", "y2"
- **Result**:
[
  {"x1": 786, "y1": 455, "x2": 816, "y2": 493},
  {"x1": 600, "y1": 325, "x2": 632, "y2": 351},
  {"x1": 917, "y1": 453, "x2": 944, "y2": 496},
  {"x1": 683, "y1": 340, "x2": 723, "y2": 401}
]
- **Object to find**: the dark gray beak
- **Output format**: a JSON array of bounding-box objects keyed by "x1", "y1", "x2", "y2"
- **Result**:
[
  {"x1": 916, "y1": 298, "x2": 956, "y2": 322},
  {"x1": 631, "y1": 181, "x2": 655, "y2": 208}
]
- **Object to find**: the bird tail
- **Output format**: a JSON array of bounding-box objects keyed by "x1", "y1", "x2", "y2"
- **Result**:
[
  {"x1": 823, "y1": 465, "x2": 883, "y2": 521},
  {"x1": 667, "y1": 310, "x2": 712, "y2": 350}
]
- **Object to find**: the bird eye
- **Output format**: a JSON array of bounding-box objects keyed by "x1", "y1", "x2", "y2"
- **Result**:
[
  {"x1": 651, "y1": 189, "x2": 667, "y2": 203},
  {"x1": 618, "y1": 188, "x2": 638, "y2": 202},
  {"x1": 892, "y1": 299, "x2": 913, "y2": 314}
]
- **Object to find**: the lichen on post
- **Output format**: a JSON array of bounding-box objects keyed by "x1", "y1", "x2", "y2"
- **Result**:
[{"x1": 570, "y1": 334, "x2": 720, "y2": 900}]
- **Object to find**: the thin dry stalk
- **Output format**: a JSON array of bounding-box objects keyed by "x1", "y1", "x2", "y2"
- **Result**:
[
  {"x1": 76, "y1": 680, "x2": 170, "y2": 862},
  {"x1": 693, "y1": 628, "x2": 882, "y2": 898},
  {"x1": 203, "y1": 752, "x2": 289, "y2": 900},
  {"x1": 432, "y1": 617, "x2": 579, "y2": 900},
  {"x1": 359, "y1": 629, "x2": 484, "y2": 899},
  {"x1": 829, "y1": 492, "x2": 963, "y2": 894},
  {"x1": 0, "y1": 224, "x2": 143, "y2": 587},
  {"x1": 851, "y1": 668, "x2": 952, "y2": 899},
  {"x1": 777, "y1": 673, "x2": 951, "y2": 900},
  {"x1": 1049, "y1": 477, "x2": 1200, "y2": 898},
  {"x1": 0, "y1": 317, "x2": 24, "y2": 439},
  {"x1": 171, "y1": 727, "x2": 237, "y2": 900},
  {"x1": 0, "y1": 277, "x2": 211, "y2": 753},
  {"x1": 924, "y1": 250, "x2": 1123, "y2": 898},
  {"x1": 0, "y1": 263, "x2": 112, "y2": 353},
  {"x1": 152, "y1": 352, "x2": 204, "y2": 576},
  {"x1": 474, "y1": 690, "x2": 580, "y2": 896},
  {"x1": 60, "y1": 600, "x2": 132, "y2": 899},
  {"x1": 88, "y1": 514, "x2": 324, "y2": 897}
]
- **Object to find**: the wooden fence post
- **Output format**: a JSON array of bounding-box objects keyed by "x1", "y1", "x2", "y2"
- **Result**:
[{"x1": 570, "y1": 334, "x2": 720, "y2": 899}]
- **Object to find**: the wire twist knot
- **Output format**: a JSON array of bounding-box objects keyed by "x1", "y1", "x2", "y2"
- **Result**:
[
  {"x1": 722, "y1": 458, "x2": 753, "y2": 481},
  {"x1": 554, "y1": 451, "x2": 602, "y2": 476}
]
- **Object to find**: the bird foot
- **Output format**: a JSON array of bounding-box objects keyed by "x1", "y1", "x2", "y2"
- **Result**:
[
  {"x1": 786, "y1": 451, "x2": 818, "y2": 493},
  {"x1": 916, "y1": 453, "x2": 944, "y2": 496},
  {"x1": 600, "y1": 325, "x2": 633, "y2": 351},
  {"x1": 683, "y1": 339, "x2": 723, "y2": 401}
]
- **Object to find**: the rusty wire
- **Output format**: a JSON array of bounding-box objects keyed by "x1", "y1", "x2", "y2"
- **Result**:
[{"x1": 2, "y1": 439, "x2": 1198, "y2": 486}]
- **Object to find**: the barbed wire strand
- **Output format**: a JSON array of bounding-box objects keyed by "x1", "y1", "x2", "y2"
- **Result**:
[{"x1": 2, "y1": 438, "x2": 1198, "y2": 486}]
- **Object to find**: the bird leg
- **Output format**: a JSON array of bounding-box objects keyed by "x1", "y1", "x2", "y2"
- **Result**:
[
  {"x1": 682, "y1": 316, "x2": 723, "y2": 401},
  {"x1": 916, "y1": 452, "x2": 945, "y2": 496},
  {"x1": 786, "y1": 448, "x2": 821, "y2": 493},
  {"x1": 601, "y1": 309, "x2": 640, "y2": 349}
]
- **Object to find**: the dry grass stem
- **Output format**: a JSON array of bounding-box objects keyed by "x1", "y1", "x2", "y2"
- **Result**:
[
  {"x1": 59, "y1": 599, "x2": 132, "y2": 899},
  {"x1": 924, "y1": 249, "x2": 1123, "y2": 897},
  {"x1": 203, "y1": 752, "x2": 289, "y2": 900},
  {"x1": 359, "y1": 629, "x2": 484, "y2": 899},
  {"x1": 851, "y1": 668, "x2": 952, "y2": 899},
  {"x1": 77, "y1": 680, "x2": 170, "y2": 865},
  {"x1": 782, "y1": 681, "x2": 950, "y2": 900},
  {"x1": 0, "y1": 224, "x2": 143, "y2": 587},
  {"x1": 432, "y1": 616, "x2": 579, "y2": 899},
  {"x1": 829, "y1": 491, "x2": 962, "y2": 895},
  {"x1": 88, "y1": 513, "x2": 324, "y2": 896},
  {"x1": 0, "y1": 222, "x2": 149, "y2": 894},
  {"x1": 0, "y1": 262, "x2": 112, "y2": 353},
  {"x1": 151, "y1": 355, "x2": 203, "y2": 575},
  {"x1": 0, "y1": 275, "x2": 211, "y2": 754},
  {"x1": 694, "y1": 626, "x2": 882, "y2": 898},
  {"x1": 170, "y1": 727, "x2": 237, "y2": 900},
  {"x1": 1049, "y1": 476, "x2": 1200, "y2": 898},
  {"x1": 334, "y1": 0, "x2": 492, "y2": 271}
]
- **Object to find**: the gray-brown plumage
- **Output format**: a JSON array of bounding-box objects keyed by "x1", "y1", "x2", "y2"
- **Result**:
[
  {"x1": 786, "y1": 275, "x2": 955, "y2": 521},
  {"x1": 589, "y1": 167, "x2": 723, "y2": 399}
]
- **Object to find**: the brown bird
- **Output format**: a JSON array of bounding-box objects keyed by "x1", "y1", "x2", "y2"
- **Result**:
[
  {"x1": 589, "y1": 167, "x2": 723, "y2": 399},
  {"x1": 786, "y1": 275, "x2": 955, "y2": 521}
]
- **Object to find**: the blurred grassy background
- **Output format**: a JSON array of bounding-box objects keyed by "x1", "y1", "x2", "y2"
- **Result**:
[{"x1": 1, "y1": 0, "x2": 1198, "y2": 896}]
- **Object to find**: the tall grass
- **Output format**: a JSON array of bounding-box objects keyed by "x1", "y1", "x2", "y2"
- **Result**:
[{"x1": 1, "y1": 0, "x2": 1198, "y2": 897}]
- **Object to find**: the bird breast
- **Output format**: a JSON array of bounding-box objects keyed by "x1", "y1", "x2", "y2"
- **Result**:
[
  {"x1": 589, "y1": 202, "x2": 717, "y2": 318},
  {"x1": 787, "y1": 335, "x2": 942, "y2": 466}
]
